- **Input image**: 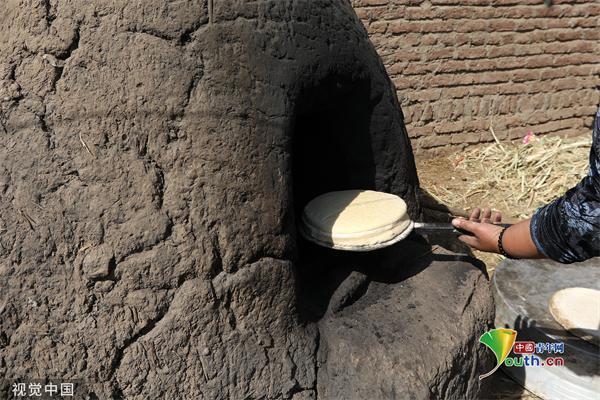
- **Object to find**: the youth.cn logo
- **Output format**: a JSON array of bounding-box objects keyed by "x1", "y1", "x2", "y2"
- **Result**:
[{"x1": 478, "y1": 328, "x2": 517, "y2": 380}]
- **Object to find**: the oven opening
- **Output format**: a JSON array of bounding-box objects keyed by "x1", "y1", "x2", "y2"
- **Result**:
[
  {"x1": 291, "y1": 74, "x2": 377, "y2": 224},
  {"x1": 291, "y1": 73, "x2": 379, "y2": 321}
]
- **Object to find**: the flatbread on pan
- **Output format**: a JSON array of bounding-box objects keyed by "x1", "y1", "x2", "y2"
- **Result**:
[
  {"x1": 549, "y1": 287, "x2": 600, "y2": 346},
  {"x1": 300, "y1": 190, "x2": 413, "y2": 251}
]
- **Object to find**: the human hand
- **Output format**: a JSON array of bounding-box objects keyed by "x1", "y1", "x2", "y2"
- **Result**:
[{"x1": 452, "y1": 207, "x2": 503, "y2": 253}]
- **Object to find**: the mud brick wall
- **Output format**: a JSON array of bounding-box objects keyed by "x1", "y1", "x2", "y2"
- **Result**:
[{"x1": 352, "y1": 0, "x2": 600, "y2": 155}]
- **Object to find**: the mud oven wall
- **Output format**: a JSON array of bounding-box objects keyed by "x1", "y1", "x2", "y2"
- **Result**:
[{"x1": 0, "y1": 1, "x2": 494, "y2": 399}]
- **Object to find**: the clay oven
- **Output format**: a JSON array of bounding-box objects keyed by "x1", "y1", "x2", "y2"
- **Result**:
[{"x1": 0, "y1": 1, "x2": 493, "y2": 398}]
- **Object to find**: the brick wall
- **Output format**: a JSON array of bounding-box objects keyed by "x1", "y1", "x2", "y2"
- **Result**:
[{"x1": 352, "y1": 0, "x2": 600, "y2": 155}]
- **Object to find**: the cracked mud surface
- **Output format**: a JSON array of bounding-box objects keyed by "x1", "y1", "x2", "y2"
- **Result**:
[{"x1": 1, "y1": 1, "x2": 493, "y2": 398}]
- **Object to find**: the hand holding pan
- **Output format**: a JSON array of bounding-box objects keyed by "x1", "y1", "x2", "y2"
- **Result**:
[{"x1": 300, "y1": 190, "x2": 511, "y2": 252}]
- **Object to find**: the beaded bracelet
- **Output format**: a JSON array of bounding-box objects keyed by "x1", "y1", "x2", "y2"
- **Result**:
[{"x1": 497, "y1": 226, "x2": 517, "y2": 259}]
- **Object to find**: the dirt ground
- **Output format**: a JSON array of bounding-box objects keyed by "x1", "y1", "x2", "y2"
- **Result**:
[{"x1": 416, "y1": 152, "x2": 508, "y2": 274}]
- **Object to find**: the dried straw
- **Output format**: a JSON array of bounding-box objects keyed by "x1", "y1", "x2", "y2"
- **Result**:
[
  {"x1": 419, "y1": 128, "x2": 591, "y2": 274},
  {"x1": 426, "y1": 130, "x2": 592, "y2": 220}
]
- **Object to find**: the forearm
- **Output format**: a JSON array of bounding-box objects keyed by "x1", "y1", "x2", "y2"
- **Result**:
[{"x1": 502, "y1": 219, "x2": 545, "y2": 259}]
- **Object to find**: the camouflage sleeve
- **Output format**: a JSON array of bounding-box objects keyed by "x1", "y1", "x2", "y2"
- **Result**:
[{"x1": 529, "y1": 107, "x2": 600, "y2": 264}]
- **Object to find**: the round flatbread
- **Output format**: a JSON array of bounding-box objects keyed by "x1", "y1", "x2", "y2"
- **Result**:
[
  {"x1": 300, "y1": 190, "x2": 413, "y2": 251},
  {"x1": 549, "y1": 287, "x2": 600, "y2": 346}
]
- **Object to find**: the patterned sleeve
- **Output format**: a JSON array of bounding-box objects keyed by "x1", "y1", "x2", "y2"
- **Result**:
[{"x1": 529, "y1": 107, "x2": 600, "y2": 264}]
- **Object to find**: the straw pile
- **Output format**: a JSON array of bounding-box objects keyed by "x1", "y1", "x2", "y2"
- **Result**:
[
  {"x1": 418, "y1": 127, "x2": 592, "y2": 273},
  {"x1": 428, "y1": 127, "x2": 592, "y2": 220}
]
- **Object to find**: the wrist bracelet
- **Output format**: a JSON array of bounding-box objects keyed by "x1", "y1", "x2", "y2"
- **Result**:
[{"x1": 498, "y1": 226, "x2": 517, "y2": 259}]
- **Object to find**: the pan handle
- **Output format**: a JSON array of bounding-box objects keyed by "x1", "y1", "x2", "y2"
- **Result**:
[{"x1": 413, "y1": 222, "x2": 512, "y2": 236}]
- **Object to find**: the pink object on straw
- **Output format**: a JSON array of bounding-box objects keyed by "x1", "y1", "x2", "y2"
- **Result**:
[{"x1": 523, "y1": 131, "x2": 536, "y2": 145}]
